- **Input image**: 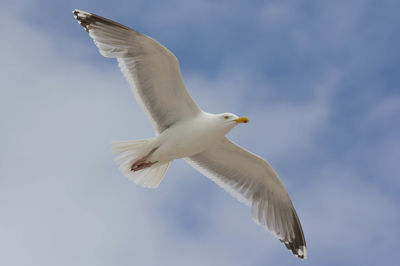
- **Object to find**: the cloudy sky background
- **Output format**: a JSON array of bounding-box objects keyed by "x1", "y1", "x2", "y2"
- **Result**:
[{"x1": 1, "y1": 0, "x2": 399, "y2": 265}]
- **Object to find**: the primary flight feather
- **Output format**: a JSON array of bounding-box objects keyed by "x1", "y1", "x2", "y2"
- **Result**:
[{"x1": 73, "y1": 9, "x2": 307, "y2": 259}]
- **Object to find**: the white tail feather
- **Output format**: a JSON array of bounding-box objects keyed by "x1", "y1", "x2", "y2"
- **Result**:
[{"x1": 111, "y1": 139, "x2": 171, "y2": 188}]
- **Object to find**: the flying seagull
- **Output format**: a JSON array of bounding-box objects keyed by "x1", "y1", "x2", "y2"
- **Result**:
[{"x1": 73, "y1": 9, "x2": 307, "y2": 259}]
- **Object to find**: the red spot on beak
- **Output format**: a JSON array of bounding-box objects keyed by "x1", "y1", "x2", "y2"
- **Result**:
[{"x1": 235, "y1": 117, "x2": 249, "y2": 123}]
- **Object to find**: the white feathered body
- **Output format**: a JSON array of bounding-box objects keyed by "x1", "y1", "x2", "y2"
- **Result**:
[{"x1": 147, "y1": 112, "x2": 234, "y2": 162}]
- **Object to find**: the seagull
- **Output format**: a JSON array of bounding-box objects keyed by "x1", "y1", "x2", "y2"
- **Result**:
[{"x1": 73, "y1": 9, "x2": 307, "y2": 259}]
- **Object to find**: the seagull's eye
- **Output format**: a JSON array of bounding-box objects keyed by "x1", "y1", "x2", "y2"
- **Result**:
[{"x1": 224, "y1": 115, "x2": 230, "y2": 119}]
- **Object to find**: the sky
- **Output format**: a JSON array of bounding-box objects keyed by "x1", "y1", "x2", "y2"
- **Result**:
[{"x1": 1, "y1": 0, "x2": 399, "y2": 265}]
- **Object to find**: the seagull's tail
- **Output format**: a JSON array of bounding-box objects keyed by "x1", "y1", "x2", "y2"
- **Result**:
[{"x1": 111, "y1": 139, "x2": 171, "y2": 188}]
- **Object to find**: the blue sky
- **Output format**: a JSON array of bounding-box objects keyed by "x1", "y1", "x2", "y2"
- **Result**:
[{"x1": 1, "y1": 0, "x2": 399, "y2": 265}]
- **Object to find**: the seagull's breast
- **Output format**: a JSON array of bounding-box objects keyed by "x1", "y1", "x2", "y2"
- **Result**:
[{"x1": 150, "y1": 114, "x2": 222, "y2": 162}]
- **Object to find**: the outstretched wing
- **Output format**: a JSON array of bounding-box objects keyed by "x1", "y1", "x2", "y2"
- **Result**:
[
  {"x1": 185, "y1": 137, "x2": 307, "y2": 259},
  {"x1": 73, "y1": 9, "x2": 201, "y2": 133}
]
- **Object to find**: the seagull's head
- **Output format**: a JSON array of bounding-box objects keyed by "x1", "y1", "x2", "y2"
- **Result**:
[{"x1": 215, "y1": 113, "x2": 249, "y2": 133}]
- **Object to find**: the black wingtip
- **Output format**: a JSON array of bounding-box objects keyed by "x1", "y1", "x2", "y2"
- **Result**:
[
  {"x1": 72, "y1": 9, "x2": 92, "y2": 32},
  {"x1": 72, "y1": 9, "x2": 131, "y2": 33},
  {"x1": 281, "y1": 209, "x2": 307, "y2": 259},
  {"x1": 281, "y1": 240, "x2": 307, "y2": 259}
]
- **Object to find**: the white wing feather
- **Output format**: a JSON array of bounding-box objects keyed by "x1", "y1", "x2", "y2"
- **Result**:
[
  {"x1": 185, "y1": 137, "x2": 307, "y2": 259},
  {"x1": 73, "y1": 9, "x2": 201, "y2": 133}
]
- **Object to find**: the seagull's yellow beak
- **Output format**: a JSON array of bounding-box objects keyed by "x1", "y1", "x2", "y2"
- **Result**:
[{"x1": 234, "y1": 117, "x2": 249, "y2": 124}]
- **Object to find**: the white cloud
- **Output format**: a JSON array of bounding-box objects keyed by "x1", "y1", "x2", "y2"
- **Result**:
[
  {"x1": 299, "y1": 165, "x2": 400, "y2": 265},
  {"x1": 1, "y1": 2, "x2": 399, "y2": 266}
]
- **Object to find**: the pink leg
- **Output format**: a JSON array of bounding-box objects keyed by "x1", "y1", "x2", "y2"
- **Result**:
[
  {"x1": 131, "y1": 161, "x2": 158, "y2": 171},
  {"x1": 130, "y1": 148, "x2": 158, "y2": 171}
]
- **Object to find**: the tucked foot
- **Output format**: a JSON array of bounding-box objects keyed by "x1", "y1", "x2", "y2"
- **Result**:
[
  {"x1": 131, "y1": 161, "x2": 158, "y2": 171},
  {"x1": 130, "y1": 147, "x2": 158, "y2": 171}
]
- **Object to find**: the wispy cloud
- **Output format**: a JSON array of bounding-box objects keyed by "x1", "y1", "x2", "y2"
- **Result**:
[{"x1": 1, "y1": 1, "x2": 399, "y2": 266}]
